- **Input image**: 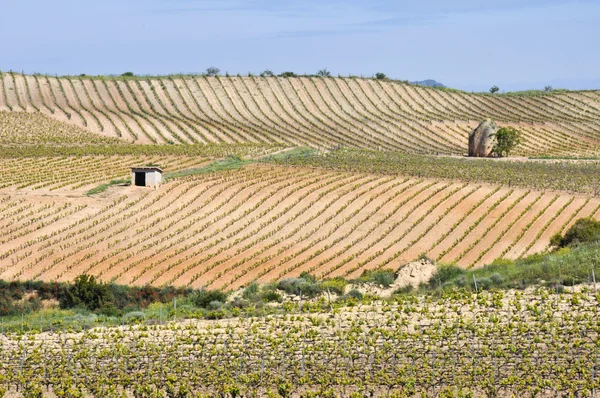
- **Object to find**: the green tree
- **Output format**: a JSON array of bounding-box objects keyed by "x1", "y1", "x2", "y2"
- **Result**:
[
  {"x1": 550, "y1": 217, "x2": 600, "y2": 248},
  {"x1": 206, "y1": 66, "x2": 220, "y2": 76},
  {"x1": 489, "y1": 85, "x2": 500, "y2": 94},
  {"x1": 492, "y1": 126, "x2": 521, "y2": 157},
  {"x1": 317, "y1": 68, "x2": 331, "y2": 77},
  {"x1": 260, "y1": 69, "x2": 274, "y2": 77},
  {"x1": 375, "y1": 72, "x2": 387, "y2": 80},
  {"x1": 59, "y1": 275, "x2": 111, "y2": 311},
  {"x1": 279, "y1": 71, "x2": 297, "y2": 78}
]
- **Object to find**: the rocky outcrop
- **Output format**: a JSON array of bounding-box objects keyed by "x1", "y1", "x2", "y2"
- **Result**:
[{"x1": 469, "y1": 119, "x2": 498, "y2": 157}]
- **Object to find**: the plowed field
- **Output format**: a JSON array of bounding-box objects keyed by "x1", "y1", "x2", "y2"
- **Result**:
[
  {"x1": 1, "y1": 164, "x2": 597, "y2": 289},
  {"x1": 2, "y1": 73, "x2": 600, "y2": 156}
]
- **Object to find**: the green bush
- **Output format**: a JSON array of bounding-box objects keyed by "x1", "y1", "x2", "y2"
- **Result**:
[
  {"x1": 551, "y1": 217, "x2": 600, "y2": 248},
  {"x1": 260, "y1": 290, "x2": 282, "y2": 302},
  {"x1": 191, "y1": 289, "x2": 228, "y2": 309},
  {"x1": 428, "y1": 264, "x2": 464, "y2": 288},
  {"x1": 59, "y1": 275, "x2": 111, "y2": 311},
  {"x1": 277, "y1": 276, "x2": 322, "y2": 298},
  {"x1": 346, "y1": 289, "x2": 363, "y2": 299},
  {"x1": 279, "y1": 71, "x2": 297, "y2": 78},
  {"x1": 321, "y1": 278, "x2": 347, "y2": 295}
]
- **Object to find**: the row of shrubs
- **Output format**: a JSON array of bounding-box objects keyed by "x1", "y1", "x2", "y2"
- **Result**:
[
  {"x1": 427, "y1": 218, "x2": 600, "y2": 291},
  {"x1": 0, "y1": 269, "x2": 400, "y2": 317}
]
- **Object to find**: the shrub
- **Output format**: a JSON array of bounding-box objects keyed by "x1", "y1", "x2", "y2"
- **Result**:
[
  {"x1": 260, "y1": 290, "x2": 282, "y2": 302},
  {"x1": 375, "y1": 72, "x2": 387, "y2": 80},
  {"x1": 242, "y1": 282, "x2": 259, "y2": 299},
  {"x1": 393, "y1": 285, "x2": 413, "y2": 295},
  {"x1": 346, "y1": 289, "x2": 363, "y2": 299},
  {"x1": 260, "y1": 70, "x2": 274, "y2": 77},
  {"x1": 121, "y1": 72, "x2": 134, "y2": 77},
  {"x1": 279, "y1": 71, "x2": 297, "y2": 78},
  {"x1": 59, "y1": 275, "x2": 111, "y2": 311},
  {"x1": 551, "y1": 218, "x2": 600, "y2": 248},
  {"x1": 317, "y1": 68, "x2": 331, "y2": 78},
  {"x1": 208, "y1": 300, "x2": 223, "y2": 310},
  {"x1": 124, "y1": 311, "x2": 145, "y2": 321},
  {"x1": 191, "y1": 289, "x2": 227, "y2": 309},
  {"x1": 489, "y1": 273, "x2": 505, "y2": 285},
  {"x1": 277, "y1": 276, "x2": 322, "y2": 298},
  {"x1": 477, "y1": 277, "x2": 493, "y2": 290},
  {"x1": 490, "y1": 85, "x2": 500, "y2": 94},
  {"x1": 428, "y1": 264, "x2": 464, "y2": 288},
  {"x1": 358, "y1": 269, "x2": 396, "y2": 287},
  {"x1": 321, "y1": 278, "x2": 347, "y2": 295}
]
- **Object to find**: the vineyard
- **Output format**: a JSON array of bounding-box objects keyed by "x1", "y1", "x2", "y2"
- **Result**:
[
  {"x1": 1, "y1": 288, "x2": 598, "y2": 397},
  {"x1": 0, "y1": 164, "x2": 598, "y2": 290},
  {"x1": 2, "y1": 73, "x2": 600, "y2": 156}
]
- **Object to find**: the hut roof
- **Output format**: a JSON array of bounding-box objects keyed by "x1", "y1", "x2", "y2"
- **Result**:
[{"x1": 131, "y1": 166, "x2": 163, "y2": 173}]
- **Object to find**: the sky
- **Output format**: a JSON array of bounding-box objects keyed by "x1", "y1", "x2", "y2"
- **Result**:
[{"x1": 1, "y1": 0, "x2": 599, "y2": 92}]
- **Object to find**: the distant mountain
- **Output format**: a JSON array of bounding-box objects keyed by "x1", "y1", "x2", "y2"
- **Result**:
[{"x1": 411, "y1": 79, "x2": 446, "y2": 88}]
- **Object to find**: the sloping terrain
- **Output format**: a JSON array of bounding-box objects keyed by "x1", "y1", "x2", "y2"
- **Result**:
[
  {"x1": 2, "y1": 73, "x2": 600, "y2": 156},
  {"x1": 0, "y1": 163, "x2": 597, "y2": 289}
]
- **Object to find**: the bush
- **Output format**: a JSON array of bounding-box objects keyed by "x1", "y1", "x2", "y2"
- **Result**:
[
  {"x1": 260, "y1": 70, "x2": 274, "y2": 77},
  {"x1": 552, "y1": 218, "x2": 600, "y2": 248},
  {"x1": 121, "y1": 72, "x2": 134, "y2": 77},
  {"x1": 279, "y1": 71, "x2": 297, "y2": 78},
  {"x1": 321, "y1": 278, "x2": 347, "y2": 295},
  {"x1": 346, "y1": 289, "x2": 363, "y2": 299},
  {"x1": 261, "y1": 290, "x2": 282, "y2": 302},
  {"x1": 375, "y1": 72, "x2": 387, "y2": 80},
  {"x1": 489, "y1": 273, "x2": 505, "y2": 285},
  {"x1": 191, "y1": 289, "x2": 227, "y2": 309},
  {"x1": 242, "y1": 282, "x2": 259, "y2": 299},
  {"x1": 59, "y1": 275, "x2": 111, "y2": 311},
  {"x1": 428, "y1": 264, "x2": 464, "y2": 288},
  {"x1": 124, "y1": 311, "x2": 145, "y2": 321},
  {"x1": 371, "y1": 270, "x2": 396, "y2": 287},
  {"x1": 277, "y1": 276, "x2": 322, "y2": 298}
]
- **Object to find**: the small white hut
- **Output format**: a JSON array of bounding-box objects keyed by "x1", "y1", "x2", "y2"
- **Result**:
[{"x1": 131, "y1": 167, "x2": 163, "y2": 187}]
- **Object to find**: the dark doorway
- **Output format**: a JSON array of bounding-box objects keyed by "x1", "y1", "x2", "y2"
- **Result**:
[{"x1": 135, "y1": 172, "x2": 146, "y2": 186}]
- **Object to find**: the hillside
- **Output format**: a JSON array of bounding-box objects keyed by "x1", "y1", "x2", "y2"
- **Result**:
[
  {"x1": 0, "y1": 163, "x2": 597, "y2": 290},
  {"x1": 2, "y1": 73, "x2": 600, "y2": 156}
]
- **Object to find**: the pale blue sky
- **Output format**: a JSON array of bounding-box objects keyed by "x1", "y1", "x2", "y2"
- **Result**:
[{"x1": 1, "y1": 0, "x2": 598, "y2": 92}]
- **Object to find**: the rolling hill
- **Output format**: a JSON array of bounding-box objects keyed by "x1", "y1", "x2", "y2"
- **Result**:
[{"x1": 2, "y1": 73, "x2": 600, "y2": 156}]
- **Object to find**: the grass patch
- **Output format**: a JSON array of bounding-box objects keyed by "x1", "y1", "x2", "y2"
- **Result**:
[
  {"x1": 427, "y1": 242, "x2": 600, "y2": 291},
  {"x1": 163, "y1": 155, "x2": 251, "y2": 181},
  {"x1": 86, "y1": 178, "x2": 129, "y2": 196}
]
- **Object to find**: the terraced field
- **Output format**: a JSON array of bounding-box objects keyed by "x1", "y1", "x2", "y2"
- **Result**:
[
  {"x1": 0, "y1": 164, "x2": 597, "y2": 289},
  {"x1": 2, "y1": 73, "x2": 600, "y2": 156}
]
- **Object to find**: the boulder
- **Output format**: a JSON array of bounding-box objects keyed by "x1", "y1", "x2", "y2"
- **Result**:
[{"x1": 469, "y1": 119, "x2": 498, "y2": 157}]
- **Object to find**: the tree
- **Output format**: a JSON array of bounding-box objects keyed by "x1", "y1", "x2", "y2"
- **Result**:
[
  {"x1": 206, "y1": 66, "x2": 220, "y2": 76},
  {"x1": 317, "y1": 68, "x2": 331, "y2": 77},
  {"x1": 260, "y1": 69, "x2": 274, "y2": 77},
  {"x1": 121, "y1": 72, "x2": 134, "y2": 77},
  {"x1": 59, "y1": 275, "x2": 111, "y2": 311},
  {"x1": 492, "y1": 127, "x2": 521, "y2": 157},
  {"x1": 375, "y1": 72, "x2": 387, "y2": 80},
  {"x1": 489, "y1": 85, "x2": 500, "y2": 94},
  {"x1": 544, "y1": 85, "x2": 553, "y2": 92},
  {"x1": 279, "y1": 71, "x2": 297, "y2": 78}
]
